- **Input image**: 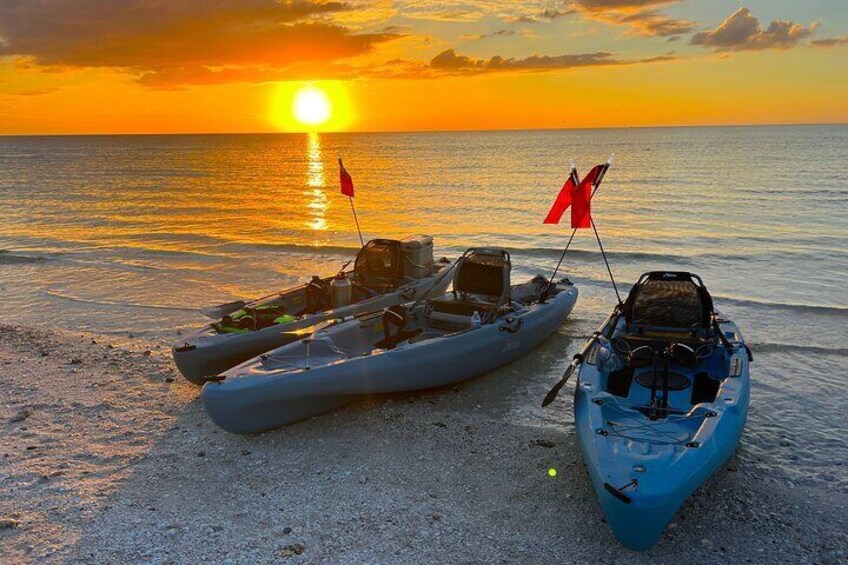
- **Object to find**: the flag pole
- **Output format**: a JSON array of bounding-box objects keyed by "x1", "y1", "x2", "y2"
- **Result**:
[
  {"x1": 541, "y1": 154, "x2": 614, "y2": 301},
  {"x1": 339, "y1": 156, "x2": 364, "y2": 247},
  {"x1": 349, "y1": 194, "x2": 364, "y2": 247}
]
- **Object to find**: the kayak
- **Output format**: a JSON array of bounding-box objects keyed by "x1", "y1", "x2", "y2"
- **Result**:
[
  {"x1": 202, "y1": 248, "x2": 578, "y2": 434},
  {"x1": 571, "y1": 271, "x2": 751, "y2": 551},
  {"x1": 172, "y1": 236, "x2": 452, "y2": 384}
]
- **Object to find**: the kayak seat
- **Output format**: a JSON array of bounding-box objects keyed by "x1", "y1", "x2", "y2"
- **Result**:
[
  {"x1": 427, "y1": 248, "x2": 514, "y2": 331},
  {"x1": 453, "y1": 248, "x2": 511, "y2": 304},
  {"x1": 622, "y1": 272, "x2": 715, "y2": 340},
  {"x1": 354, "y1": 239, "x2": 404, "y2": 288}
]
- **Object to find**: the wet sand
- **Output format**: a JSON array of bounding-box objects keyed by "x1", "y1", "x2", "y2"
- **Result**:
[{"x1": 1, "y1": 324, "x2": 845, "y2": 564}]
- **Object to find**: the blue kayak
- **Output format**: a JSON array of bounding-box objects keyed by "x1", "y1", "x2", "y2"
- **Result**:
[
  {"x1": 203, "y1": 248, "x2": 578, "y2": 434},
  {"x1": 570, "y1": 272, "x2": 751, "y2": 551}
]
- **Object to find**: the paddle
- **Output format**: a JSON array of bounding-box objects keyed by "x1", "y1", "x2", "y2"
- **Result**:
[
  {"x1": 200, "y1": 300, "x2": 247, "y2": 319},
  {"x1": 541, "y1": 307, "x2": 622, "y2": 407},
  {"x1": 541, "y1": 355, "x2": 583, "y2": 407}
]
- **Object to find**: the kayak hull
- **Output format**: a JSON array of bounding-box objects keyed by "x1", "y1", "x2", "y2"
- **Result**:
[
  {"x1": 203, "y1": 285, "x2": 578, "y2": 434},
  {"x1": 573, "y1": 315, "x2": 750, "y2": 551},
  {"x1": 173, "y1": 270, "x2": 451, "y2": 385}
]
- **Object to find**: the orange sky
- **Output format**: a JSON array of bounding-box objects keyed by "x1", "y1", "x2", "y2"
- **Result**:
[{"x1": 1, "y1": 1, "x2": 847, "y2": 134}]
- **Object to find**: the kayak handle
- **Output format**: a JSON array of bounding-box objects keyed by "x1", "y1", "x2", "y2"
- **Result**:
[
  {"x1": 603, "y1": 479, "x2": 637, "y2": 504},
  {"x1": 498, "y1": 317, "x2": 523, "y2": 333},
  {"x1": 203, "y1": 374, "x2": 226, "y2": 383}
]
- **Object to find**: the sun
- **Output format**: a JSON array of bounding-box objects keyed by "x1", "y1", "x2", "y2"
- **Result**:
[
  {"x1": 270, "y1": 82, "x2": 352, "y2": 132},
  {"x1": 293, "y1": 86, "x2": 331, "y2": 127}
]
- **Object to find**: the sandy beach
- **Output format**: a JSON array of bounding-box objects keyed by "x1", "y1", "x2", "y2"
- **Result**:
[{"x1": 1, "y1": 323, "x2": 845, "y2": 564}]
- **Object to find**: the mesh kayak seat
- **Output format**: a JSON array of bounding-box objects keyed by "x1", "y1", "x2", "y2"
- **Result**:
[
  {"x1": 354, "y1": 239, "x2": 404, "y2": 288},
  {"x1": 621, "y1": 271, "x2": 715, "y2": 342},
  {"x1": 427, "y1": 248, "x2": 511, "y2": 331}
]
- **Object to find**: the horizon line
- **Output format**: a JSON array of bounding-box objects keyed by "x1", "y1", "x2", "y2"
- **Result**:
[{"x1": 1, "y1": 121, "x2": 846, "y2": 137}]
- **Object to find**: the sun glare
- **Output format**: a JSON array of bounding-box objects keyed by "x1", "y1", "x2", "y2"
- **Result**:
[
  {"x1": 293, "y1": 86, "x2": 331, "y2": 127},
  {"x1": 271, "y1": 82, "x2": 352, "y2": 132}
]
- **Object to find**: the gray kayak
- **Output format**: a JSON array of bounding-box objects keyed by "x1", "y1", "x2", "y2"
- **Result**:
[
  {"x1": 202, "y1": 248, "x2": 579, "y2": 434},
  {"x1": 173, "y1": 236, "x2": 452, "y2": 384}
]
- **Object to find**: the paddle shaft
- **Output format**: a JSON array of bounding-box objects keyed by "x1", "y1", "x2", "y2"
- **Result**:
[{"x1": 542, "y1": 305, "x2": 622, "y2": 407}]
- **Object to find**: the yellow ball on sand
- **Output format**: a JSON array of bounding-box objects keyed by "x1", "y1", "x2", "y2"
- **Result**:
[{"x1": 548, "y1": 468, "x2": 557, "y2": 477}]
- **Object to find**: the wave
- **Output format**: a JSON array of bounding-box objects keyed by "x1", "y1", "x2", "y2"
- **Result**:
[
  {"x1": 504, "y1": 245, "x2": 848, "y2": 265},
  {"x1": 502, "y1": 246, "x2": 687, "y2": 263},
  {"x1": 714, "y1": 296, "x2": 848, "y2": 317},
  {"x1": 0, "y1": 250, "x2": 49, "y2": 265},
  {"x1": 749, "y1": 342, "x2": 848, "y2": 357},
  {"x1": 562, "y1": 275, "x2": 848, "y2": 317},
  {"x1": 222, "y1": 241, "x2": 362, "y2": 257},
  {"x1": 44, "y1": 289, "x2": 197, "y2": 313}
]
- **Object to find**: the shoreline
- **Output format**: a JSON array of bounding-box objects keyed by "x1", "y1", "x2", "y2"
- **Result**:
[{"x1": 1, "y1": 324, "x2": 845, "y2": 563}]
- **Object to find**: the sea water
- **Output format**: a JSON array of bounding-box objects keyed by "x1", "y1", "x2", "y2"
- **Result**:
[{"x1": 1, "y1": 125, "x2": 845, "y2": 489}]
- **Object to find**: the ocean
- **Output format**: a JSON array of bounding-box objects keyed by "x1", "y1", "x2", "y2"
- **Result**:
[{"x1": 1, "y1": 125, "x2": 846, "y2": 490}]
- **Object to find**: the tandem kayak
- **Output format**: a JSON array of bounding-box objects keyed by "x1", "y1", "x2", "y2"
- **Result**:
[
  {"x1": 570, "y1": 271, "x2": 751, "y2": 551},
  {"x1": 203, "y1": 248, "x2": 578, "y2": 434},
  {"x1": 173, "y1": 236, "x2": 452, "y2": 384}
]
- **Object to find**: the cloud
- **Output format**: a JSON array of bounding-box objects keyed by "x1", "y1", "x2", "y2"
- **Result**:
[
  {"x1": 392, "y1": 2, "x2": 486, "y2": 22},
  {"x1": 540, "y1": 8, "x2": 577, "y2": 20},
  {"x1": 3, "y1": 87, "x2": 59, "y2": 97},
  {"x1": 573, "y1": 0, "x2": 674, "y2": 11},
  {"x1": 690, "y1": 7, "x2": 817, "y2": 51},
  {"x1": 506, "y1": 14, "x2": 539, "y2": 24},
  {"x1": 618, "y1": 10, "x2": 695, "y2": 37},
  {"x1": 463, "y1": 29, "x2": 516, "y2": 40},
  {"x1": 0, "y1": 0, "x2": 399, "y2": 85},
  {"x1": 569, "y1": 0, "x2": 694, "y2": 37},
  {"x1": 809, "y1": 35, "x2": 848, "y2": 48},
  {"x1": 429, "y1": 48, "x2": 675, "y2": 74}
]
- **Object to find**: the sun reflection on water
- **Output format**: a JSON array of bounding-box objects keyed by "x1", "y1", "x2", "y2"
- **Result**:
[{"x1": 305, "y1": 132, "x2": 328, "y2": 231}]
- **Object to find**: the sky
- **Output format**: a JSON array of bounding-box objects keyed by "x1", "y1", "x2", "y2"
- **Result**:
[{"x1": 1, "y1": 0, "x2": 847, "y2": 134}]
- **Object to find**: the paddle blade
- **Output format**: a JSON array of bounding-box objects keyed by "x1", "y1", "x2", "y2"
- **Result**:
[
  {"x1": 200, "y1": 300, "x2": 246, "y2": 319},
  {"x1": 541, "y1": 364, "x2": 577, "y2": 407}
]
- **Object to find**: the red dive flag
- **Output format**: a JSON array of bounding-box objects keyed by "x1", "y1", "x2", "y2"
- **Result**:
[
  {"x1": 543, "y1": 168, "x2": 580, "y2": 225},
  {"x1": 571, "y1": 164, "x2": 603, "y2": 229},
  {"x1": 339, "y1": 158, "x2": 355, "y2": 197}
]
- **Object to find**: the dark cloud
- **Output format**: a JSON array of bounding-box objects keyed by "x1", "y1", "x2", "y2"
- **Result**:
[
  {"x1": 429, "y1": 48, "x2": 675, "y2": 74},
  {"x1": 0, "y1": 0, "x2": 398, "y2": 85},
  {"x1": 464, "y1": 29, "x2": 517, "y2": 40},
  {"x1": 690, "y1": 7, "x2": 817, "y2": 51},
  {"x1": 569, "y1": 0, "x2": 693, "y2": 37},
  {"x1": 572, "y1": 0, "x2": 674, "y2": 12},
  {"x1": 540, "y1": 8, "x2": 577, "y2": 20},
  {"x1": 619, "y1": 11, "x2": 694, "y2": 37},
  {"x1": 502, "y1": 2, "x2": 575, "y2": 25},
  {"x1": 809, "y1": 35, "x2": 848, "y2": 48},
  {"x1": 506, "y1": 15, "x2": 538, "y2": 24}
]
